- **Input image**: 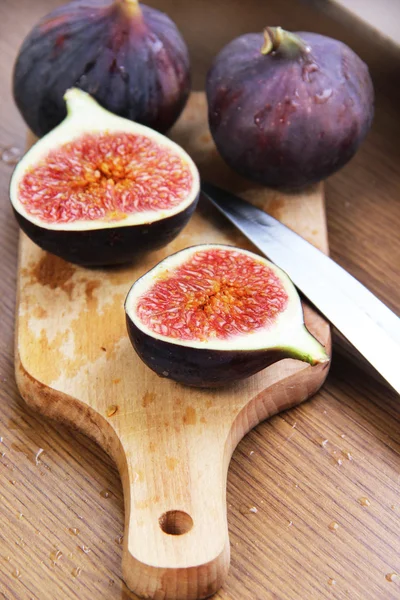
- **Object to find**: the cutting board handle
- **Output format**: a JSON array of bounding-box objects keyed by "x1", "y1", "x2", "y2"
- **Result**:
[{"x1": 118, "y1": 428, "x2": 231, "y2": 599}]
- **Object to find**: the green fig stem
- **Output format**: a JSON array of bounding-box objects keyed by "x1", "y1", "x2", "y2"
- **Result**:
[
  {"x1": 118, "y1": 0, "x2": 142, "y2": 18},
  {"x1": 261, "y1": 26, "x2": 310, "y2": 58},
  {"x1": 281, "y1": 326, "x2": 329, "y2": 366},
  {"x1": 63, "y1": 88, "x2": 103, "y2": 119}
]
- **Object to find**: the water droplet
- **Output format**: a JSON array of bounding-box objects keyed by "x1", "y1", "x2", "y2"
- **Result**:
[
  {"x1": 68, "y1": 552, "x2": 74, "y2": 559},
  {"x1": 386, "y1": 572, "x2": 399, "y2": 582},
  {"x1": 1, "y1": 146, "x2": 22, "y2": 165},
  {"x1": 391, "y1": 504, "x2": 396, "y2": 510},
  {"x1": 328, "y1": 521, "x2": 339, "y2": 532},
  {"x1": 328, "y1": 578, "x2": 336, "y2": 586},
  {"x1": 119, "y1": 66, "x2": 129, "y2": 82},
  {"x1": 50, "y1": 549, "x2": 63, "y2": 563},
  {"x1": 342, "y1": 450, "x2": 353, "y2": 461},
  {"x1": 336, "y1": 458, "x2": 343, "y2": 466},
  {"x1": 9, "y1": 480, "x2": 16, "y2": 485},
  {"x1": 68, "y1": 527, "x2": 80, "y2": 536},
  {"x1": 358, "y1": 497, "x2": 371, "y2": 507},
  {"x1": 115, "y1": 535, "x2": 123, "y2": 545},
  {"x1": 35, "y1": 448, "x2": 44, "y2": 465},
  {"x1": 321, "y1": 439, "x2": 328, "y2": 447},
  {"x1": 314, "y1": 89, "x2": 333, "y2": 104},
  {"x1": 249, "y1": 450, "x2": 254, "y2": 456},
  {"x1": 288, "y1": 520, "x2": 293, "y2": 527},
  {"x1": 100, "y1": 489, "x2": 111, "y2": 498},
  {"x1": 340, "y1": 434, "x2": 345, "y2": 438},
  {"x1": 302, "y1": 62, "x2": 319, "y2": 82},
  {"x1": 341, "y1": 56, "x2": 351, "y2": 80},
  {"x1": 254, "y1": 104, "x2": 272, "y2": 129},
  {"x1": 79, "y1": 545, "x2": 91, "y2": 554},
  {"x1": 71, "y1": 566, "x2": 82, "y2": 578},
  {"x1": 0, "y1": 437, "x2": 3, "y2": 443},
  {"x1": 5, "y1": 556, "x2": 11, "y2": 562},
  {"x1": 12, "y1": 568, "x2": 21, "y2": 579},
  {"x1": 106, "y1": 405, "x2": 118, "y2": 417},
  {"x1": 239, "y1": 504, "x2": 258, "y2": 515},
  {"x1": 17, "y1": 513, "x2": 23, "y2": 520},
  {"x1": 162, "y1": 370, "x2": 169, "y2": 377}
]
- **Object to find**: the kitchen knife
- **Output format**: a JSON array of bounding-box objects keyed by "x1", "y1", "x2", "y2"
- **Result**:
[{"x1": 201, "y1": 182, "x2": 400, "y2": 394}]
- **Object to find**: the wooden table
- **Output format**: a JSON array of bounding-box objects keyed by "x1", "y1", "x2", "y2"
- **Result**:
[{"x1": 1, "y1": 1, "x2": 399, "y2": 599}]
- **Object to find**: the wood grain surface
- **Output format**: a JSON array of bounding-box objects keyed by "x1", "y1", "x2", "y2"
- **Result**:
[
  {"x1": 15, "y1": 92, "x2": 330, "y2": 599},
  {"x1": 1, "y1": 1, "x2": 400, "y2": 599}
]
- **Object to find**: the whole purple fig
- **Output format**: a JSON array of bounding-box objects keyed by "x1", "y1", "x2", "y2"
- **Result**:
[
  {"x1": 13, "y1": 0, "x2": 191, "y2": 137},
  {"x1": 206, "y1": 27, "x2": 374, "y2": 188}
]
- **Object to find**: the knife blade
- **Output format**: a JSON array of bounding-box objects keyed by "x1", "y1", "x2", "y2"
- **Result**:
[{"x1": 201, "y1": 182, "x2": 400, "y2": 394}]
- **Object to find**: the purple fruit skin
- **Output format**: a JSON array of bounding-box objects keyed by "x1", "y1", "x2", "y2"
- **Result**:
[
  {"x1": 13, "y1": 0, "x2": 191, "y2": 137},
  {"x1": 206, "y1": 32, "x2": 374, "y2": 188},
  {"x1": 13, "y1": 192, "x2": 199, "y2": 267},
  {"x1": 126, "y1": 314, "x2": 289, "y2": 388}
]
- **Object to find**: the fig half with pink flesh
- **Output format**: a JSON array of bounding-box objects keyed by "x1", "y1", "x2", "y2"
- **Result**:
[
  {"x1": 10, "y1": 89, "x2": 200, "y2": 267},
  {"x1": 125, "y1": 244, "x2": 329, "y2": 387}
]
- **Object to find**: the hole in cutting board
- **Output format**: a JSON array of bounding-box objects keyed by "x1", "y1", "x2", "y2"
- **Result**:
[{"x1": 159, "y1": 510, "x2": 193, "y2": 535}]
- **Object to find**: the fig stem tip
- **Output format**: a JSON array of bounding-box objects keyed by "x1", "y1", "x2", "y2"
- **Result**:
[
  {"x1": 64, "y1": 88, "x2": 98, "y2": 115},
  {"x1": 261, "y1": 27, "x2": 310, "y2": 57},
  {"x1": 119, "y1": 0, "x2": 142, "y2": 18}
]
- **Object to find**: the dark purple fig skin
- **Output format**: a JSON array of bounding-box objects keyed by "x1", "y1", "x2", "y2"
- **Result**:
[
  {"x1": 13, "y1": 0, "x2": 191, "y2": 137},
  {"x1": 126, "y1": 315, "x2": 291, "y2": 388},
  {"x1": 13, "y1": 195, "x2": 198, "y2": 267},
  {"x1": 206, "y1": 31, "x2": 374, "y2": 188}
]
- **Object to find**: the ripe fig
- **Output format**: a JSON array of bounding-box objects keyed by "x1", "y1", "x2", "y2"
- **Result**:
[
  {"x1": 206, "y1": 27, "x2": 374, "y2": 188},
  {"x1": 125, "y1": 244, "x2": 329, "y2": 387},
  {"x1": 13, "y1": 0, "x2": 190, "y2": 137},
  {"x1": 10, "y1": 89, "x2": 200, "y2": 267}
]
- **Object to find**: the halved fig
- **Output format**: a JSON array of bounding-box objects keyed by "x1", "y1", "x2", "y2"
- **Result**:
[
  {"x1": 10, "y1": 88, "x2": 199, "y2": 267},
  {"x1": 125, "y1": 244, "x2": 329, "y2": 387}
]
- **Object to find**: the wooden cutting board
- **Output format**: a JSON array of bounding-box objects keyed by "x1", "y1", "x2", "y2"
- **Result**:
[{"x1": 15, "y1": 92, "x2": 331, "y2": 600}]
